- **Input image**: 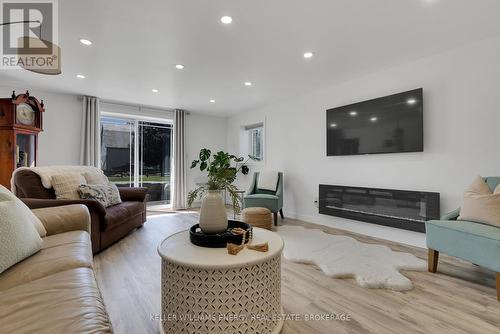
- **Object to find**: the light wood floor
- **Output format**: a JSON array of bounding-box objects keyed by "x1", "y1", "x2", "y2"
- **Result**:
[{"x1": 94, "y1": 213, "x2": 500, "y2": 334}]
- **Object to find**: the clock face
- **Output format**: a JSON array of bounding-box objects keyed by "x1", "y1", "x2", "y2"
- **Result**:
[{"x1": 16, "y1": 103, "x2": 35, "y2": 126}]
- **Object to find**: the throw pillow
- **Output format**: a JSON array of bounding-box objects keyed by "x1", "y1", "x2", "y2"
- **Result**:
[
  {"x1": 257, "y1": 171, "x2": 280, "y2": 192},
  {"x1": 0, "y1": 186, "x2": 43, "y2": 274},
  {"x1": 458, "y1": 176, "x2": 500, "y2": 227},
  {"x1": 51, "y1": 173, "x2": 87, "y2": 200},
  {"x1": 467, "y1": 175, "x2": 491, "y2": 194},
  {"x1": 78, "y1": 183, "x2": 122, "y2": 207},
  {"x1": 82, "y1": 171, "x2": 109, "y2": 185},
  {"x1": 0, "y1": 185, "x2": 46, "y2": 237}
]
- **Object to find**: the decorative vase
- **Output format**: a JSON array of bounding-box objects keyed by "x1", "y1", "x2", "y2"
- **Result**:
[{"x1": 199, "y1": 190, "x2": 228, "y2": 234}]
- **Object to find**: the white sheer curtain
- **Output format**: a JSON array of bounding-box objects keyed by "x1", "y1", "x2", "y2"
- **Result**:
[
  {"x1": 173, "y1": 109, "x2": 187, "y2": 209},
  {"x1": 80, "y1": 96, "x2": 101, "y2": 167}
]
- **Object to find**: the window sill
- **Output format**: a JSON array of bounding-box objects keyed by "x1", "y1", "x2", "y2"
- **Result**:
[{"x1": 244, "y1": 160, "x2": 265, "y2": 167}]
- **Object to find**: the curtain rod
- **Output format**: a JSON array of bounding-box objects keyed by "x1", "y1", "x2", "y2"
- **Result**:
[{"x1": 78, "y1": 95, "x2": 189, "y2": 114}]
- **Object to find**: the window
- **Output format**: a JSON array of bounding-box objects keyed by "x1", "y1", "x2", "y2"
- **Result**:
[
  {"x1": 245, "y1": 123, "x2": 264, "y2": 161},
  {"x1": 100, "y1": 115, "x2": 173, "y2": 206}
]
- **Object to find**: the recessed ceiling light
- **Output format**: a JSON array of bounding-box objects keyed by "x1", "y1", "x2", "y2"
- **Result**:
[
  {"x1": 175, "y1": 64, "x2": 184, "y2": 70},
  {"x1": 370, "y1": 117, "x2": 378, "y2": 122},
  {"x1": 330, "y1": 123, "x2": 337, "y2": 128},
  {"x1": 221, "y1": 16, "x2": 233, "y2": 24},
  {"x1": 244, "y1": 82, "x2": 252, "y2": 86},
  {"x1": 349, "y1": 111, "x2": 358, "y2": 116},
  {"x1": 152, "y1": 89, "x2": 159, "y2": 93},
  {"x1": 407, "y1": 98, "x2": 417, "y2": 105},
  {"x1": 76, "y1": 74, "x2": 85, "y2": 79},
  {"x1": 79, "y1": 39, "x2": 92, "y2": 46},
  {"x1": 303, "y1": 52, "x2": 314, "y2": 59},
  {"x1": 210, "y1": 99, "x2": 215, "y2": 103}
]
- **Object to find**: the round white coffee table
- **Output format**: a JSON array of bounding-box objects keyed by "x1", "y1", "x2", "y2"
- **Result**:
[{"x1": 158, "y1": 227, "x2": 284, "y2": 334}]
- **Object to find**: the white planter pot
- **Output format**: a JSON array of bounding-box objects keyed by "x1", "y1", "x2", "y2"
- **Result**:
[{"x1": 199, "y1": 190, "x2": 228, "y2": 234}]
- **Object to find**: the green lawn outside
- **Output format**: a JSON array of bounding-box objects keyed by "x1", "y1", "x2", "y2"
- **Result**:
[{"x1": 108, "y1": 175, "x2": 170, "y2": 183}]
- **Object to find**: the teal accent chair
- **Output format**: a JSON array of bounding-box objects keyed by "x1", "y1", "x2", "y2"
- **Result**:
[
  {"x1": 425, "y1": 176, "x2": 500, "y2": 301},
  {"x1": 244, "y1": 172, "x2": 284, "y2": 226}
]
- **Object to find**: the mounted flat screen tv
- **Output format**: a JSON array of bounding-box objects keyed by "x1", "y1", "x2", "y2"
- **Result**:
[{"x1": 327, "y1": 88, "x2": 423, "y2": 156}]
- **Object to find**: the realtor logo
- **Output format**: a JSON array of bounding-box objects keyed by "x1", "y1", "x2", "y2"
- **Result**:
[{"x1": 0, "y1": 0, "x2": 60, "y2": 74}]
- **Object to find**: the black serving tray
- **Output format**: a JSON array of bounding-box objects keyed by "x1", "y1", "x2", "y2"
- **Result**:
[{"x1": 189, "y1": 220, "x2": 252, "y2": 248}]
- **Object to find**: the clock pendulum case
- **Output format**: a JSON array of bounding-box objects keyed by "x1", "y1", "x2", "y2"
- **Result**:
[{"x1": 0, "y1": 91, "x2": 45, "y2": 189}]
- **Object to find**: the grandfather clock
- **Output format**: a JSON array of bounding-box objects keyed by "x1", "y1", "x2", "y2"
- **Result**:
[{"x1": 0, "y1": 91, "x2": 45, "y2": 189}]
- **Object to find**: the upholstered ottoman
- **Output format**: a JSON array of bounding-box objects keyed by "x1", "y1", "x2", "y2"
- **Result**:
[{"x1": 242, "y1": 207, "x2": 273, "y2": 230}]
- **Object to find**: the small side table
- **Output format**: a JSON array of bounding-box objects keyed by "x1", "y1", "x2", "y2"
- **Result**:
[{"x1": 158, "y1": 228, "x2": 284, "y2": 334}]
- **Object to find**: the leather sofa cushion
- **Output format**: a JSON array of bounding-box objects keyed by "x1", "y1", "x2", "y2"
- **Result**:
[
  {"x1": 0, "y1": 231, "x2": 92, "y2": 291},
  {"x1": 42, "y1": 229, "x2": 91, "y2": 249},
  {"x1": 105, "y1": 201, "x2": 144, "y2": 230},
  {"x1": 0, "y1": 268, "x2": 112, "y2": 334},
  {"x1": 118, "y1": 187, "x2": 148, "y2": 202},
  {"x1": 33, "y1": 204, "x2": 90, "y2": 236}
]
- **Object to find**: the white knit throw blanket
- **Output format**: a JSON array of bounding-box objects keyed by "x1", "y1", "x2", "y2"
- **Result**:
[{"x1": 11, "y1": 166, "x2": 103, "y2": 193}]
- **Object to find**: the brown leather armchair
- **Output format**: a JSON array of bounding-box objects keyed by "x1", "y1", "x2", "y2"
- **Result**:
[{"x1": 13, "y1": 169, "x2": 147, "y2": 254}]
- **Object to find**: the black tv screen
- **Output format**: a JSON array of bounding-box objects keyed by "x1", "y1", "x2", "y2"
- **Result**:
[{"x1": 327, "y1": 88, "x2": 423, "y2": 156}]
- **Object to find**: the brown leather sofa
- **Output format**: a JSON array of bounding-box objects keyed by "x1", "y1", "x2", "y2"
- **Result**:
[
  {"x1": 0, "y1": 204, "x2": 112, "y2": 333},
  {"x1": 13, "y1": 169, "x2": 148, "y2": 254}
]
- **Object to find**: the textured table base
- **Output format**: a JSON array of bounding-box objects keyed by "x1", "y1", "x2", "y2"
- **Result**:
[
  {"x1": 159, "y1": 314, "x2": 283, "y2": 334},
  {"x1": 160, "y1": 254, "x2": 282, "y2": 334}
]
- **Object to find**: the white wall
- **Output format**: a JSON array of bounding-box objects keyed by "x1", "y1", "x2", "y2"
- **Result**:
[
  {"x1": 0, "y1": 84, "x2": 228, "y2": 197},
  {"x1": 185, "y1": 112, "x2": 228, "y2": 202},
  {"x1": 0, "y1": 85, "x2": 82, "y2": 166},
  {"x1": 227, "y1": 35, "x2": 500, "y2": 248},
  {"x1": 100, "y1": 101, "x2": 174, "y2": 120}
]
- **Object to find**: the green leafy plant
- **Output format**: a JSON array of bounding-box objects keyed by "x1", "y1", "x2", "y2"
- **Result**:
[{"x1": 187, "y1": 149, "x2": 254, "y2": 214}]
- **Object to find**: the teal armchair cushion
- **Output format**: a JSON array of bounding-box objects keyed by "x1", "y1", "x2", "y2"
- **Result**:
[
  {"x1": 426, "y1": 219, "x2": 500, "y2": 272},
  {"x1": 244, "y1": 172, "x2": 283, "y2": 213},
  {"x1": 425, "y1": 176, "x2": 500, "y2": 273},
  {"x1": 440, "y1": 208, "x2": 460, "y2": 221}
]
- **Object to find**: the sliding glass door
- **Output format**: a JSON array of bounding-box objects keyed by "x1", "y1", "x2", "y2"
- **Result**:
[
  {"x1": 100, "y1": 117, "x2": 135, "y2": 187},
  {"x1": 100, "y1": 116, "x2": 173, "y2": 206},
  {"x1": 138, "y1": 121, "x2": 172, "y2": 204}
]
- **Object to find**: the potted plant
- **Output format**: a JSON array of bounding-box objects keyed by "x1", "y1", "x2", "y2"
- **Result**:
[{"x1": 188, "y1": 149, "x2": 253, "y2": 234}]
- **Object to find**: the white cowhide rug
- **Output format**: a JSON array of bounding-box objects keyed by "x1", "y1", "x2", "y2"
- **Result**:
[{"x1": 277, "y1": 225, "x2": 426, "y2": 291}]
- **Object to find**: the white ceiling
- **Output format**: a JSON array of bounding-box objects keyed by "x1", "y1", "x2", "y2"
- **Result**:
[{"x1": 2, "y1": 0, "x2": 500, "y2": 115}]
